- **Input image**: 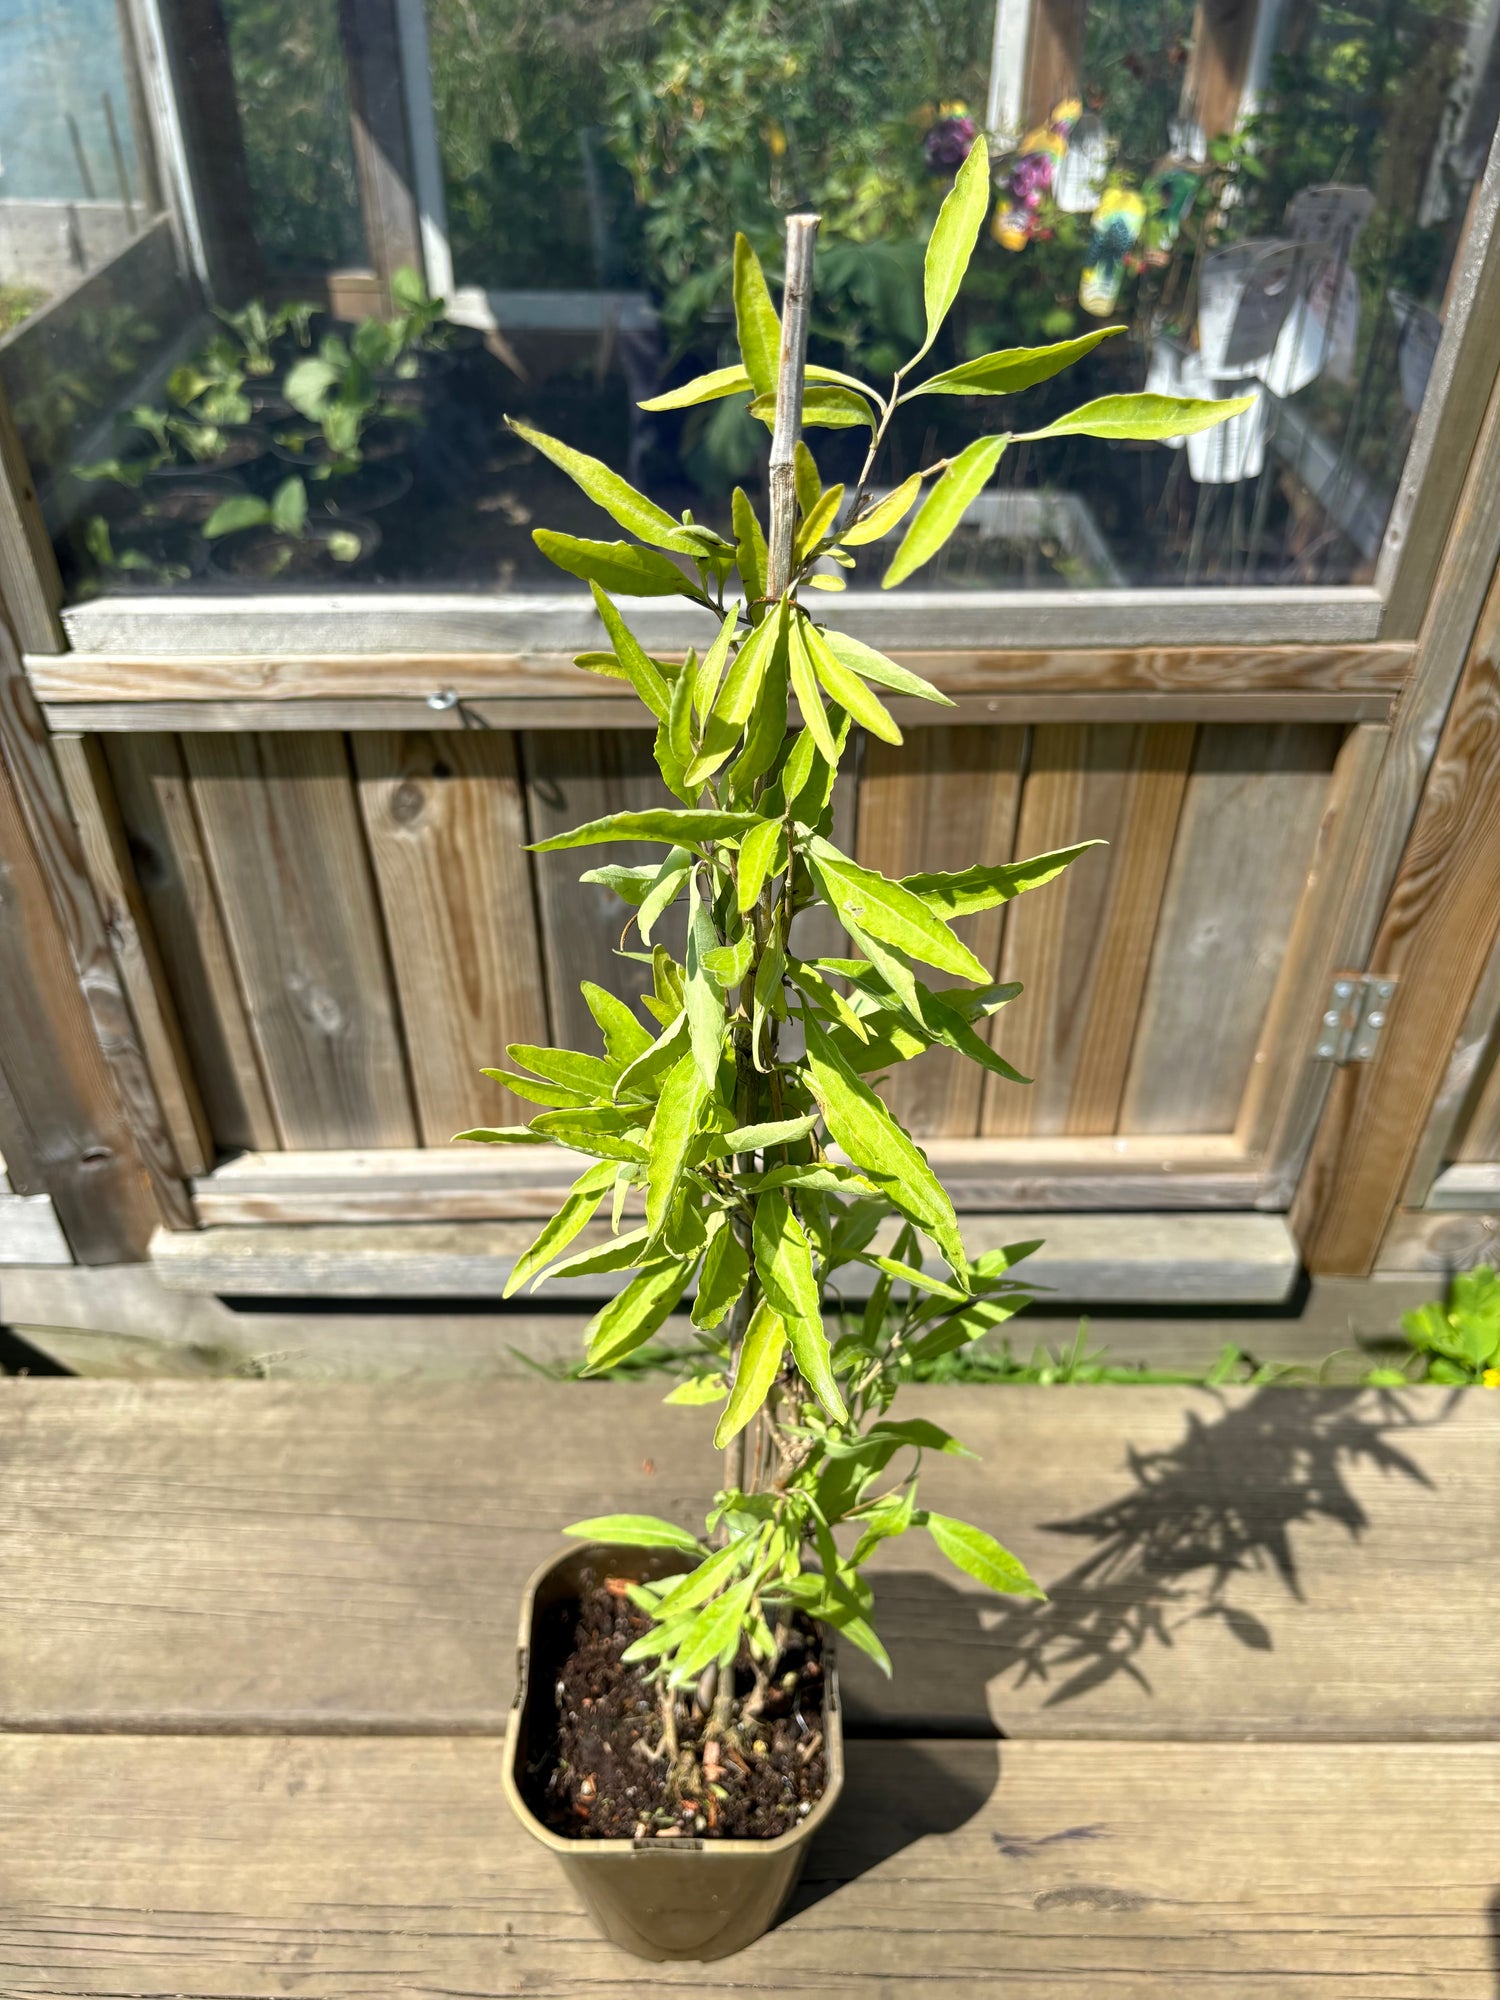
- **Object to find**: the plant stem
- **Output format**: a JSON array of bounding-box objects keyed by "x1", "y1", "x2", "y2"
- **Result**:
[{"x1": 765, "y1": 212, "x2": 820, "y2": 601}]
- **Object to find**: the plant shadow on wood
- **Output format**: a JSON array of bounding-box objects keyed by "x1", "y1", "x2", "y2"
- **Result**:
[{"x1": 853, "y1": 1388, "x2": 1451, "y2": 1729}]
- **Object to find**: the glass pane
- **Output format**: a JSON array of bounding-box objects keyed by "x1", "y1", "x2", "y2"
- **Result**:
[{"x1": 14, "y1": 0, "x2": 1500, "y2": 602}]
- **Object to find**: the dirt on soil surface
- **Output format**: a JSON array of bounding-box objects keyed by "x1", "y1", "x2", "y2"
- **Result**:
[{"x1": 525, "y1": 1580, "x2": 828, "y2": 1842}]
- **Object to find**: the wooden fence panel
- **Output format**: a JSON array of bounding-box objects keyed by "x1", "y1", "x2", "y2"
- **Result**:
[
  {"x1": 520, "y1": 731, "x2": 675, "y2": 1055},
  {"x1": 184, "y1": 734, "x2": 417, "y2": 1149},
  {"x1": 1122, "y1": 723, "x2": 1342, "y2": 1136},
  {"x1": 855, "y1": 726, "x2": 1024, "y2": 1138},
  {"x1": 354, "y1": 732, "x2": 548, "y2": 1145},
  {"x1": 982, "y1": 722, "x2": 1195, "y2": 1139},
  {"x1": 1453, "y1": 1026, "x2": 1500, "y2": 1162}
]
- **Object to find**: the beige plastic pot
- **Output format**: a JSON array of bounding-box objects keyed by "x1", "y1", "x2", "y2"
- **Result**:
[{"x1": 502, "y1": 1542, "x2": 844, "y2": 1962}]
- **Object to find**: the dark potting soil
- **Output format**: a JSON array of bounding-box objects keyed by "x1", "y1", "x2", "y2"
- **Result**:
[{"x1": 526, "y1": 1580, "x2": 828, "y2": 1843}]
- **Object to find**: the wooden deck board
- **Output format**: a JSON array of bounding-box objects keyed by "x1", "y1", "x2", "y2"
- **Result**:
[
  {"x1": 0, "y1": 1734, "x2": 1494, "y2": 1996},
  {"x1": 0, "y1": 1383, "x2": 1493, "y2": 1739}
]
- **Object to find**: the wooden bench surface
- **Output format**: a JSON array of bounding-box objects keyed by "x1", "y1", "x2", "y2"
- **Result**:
[
  {"x1": 1, "y1": 1379, "x2": 1496, "y2": 1994},
  {"x1": 1, "y1": 1736, "x2": 1495, "y2": 1996},
  {"x1": 1, "y1": 1382, "x2": 1494, "y2": 1736}
]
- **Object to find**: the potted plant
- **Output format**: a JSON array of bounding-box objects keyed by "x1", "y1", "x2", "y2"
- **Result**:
[
  {"x1": 201, "y1": 474, "x2": 378, "y2": 580},
  {"x1": 472, "y1": 137, "x2": 1245, "y2": 1962}
]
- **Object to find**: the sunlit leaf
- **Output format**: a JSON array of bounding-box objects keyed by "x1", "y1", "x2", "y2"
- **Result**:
[
  {"x1": 1018, "y1": 392, "x2": 1257, "y2": 442},
  {"x1": 530, "y1": 809, "x2": 759, "y2": 853},
  {"x1": 883, "y1": 434, "x2": 1008, "y2": 588},
  {"x1": 923, "y1": 1511, "x2": 1045, "y2": 1598},
  {"x1": 911, "y1": 326, "x2": 1124, "y2": 398},
  {"x1": 533, "y1": 529, "x2": 699, "y2": 599},
  {"x1": 838, "y1": 474, "x2": 922, "y2": 547},
  {"x1": 805, "y1": 836, "x2": 988, "y2": 980},
  {"x1": 715, "y1": 1296, "x2": 788, "y2": 1448},
  {"x1": 917, "y1": 132, "x2": 990, "y2": 363},
  {"x1": 752, "y1": 1189, "x2": 847, "y2": 1420},
  {"x1": 508, "y1": 416, "x2": 714, "y2": 553},
  {"x1": 564, "y1": 1512, "x2": 703, "y2": 1552},
  {"x1": 733, "y1": 233, "x2": 781, "y2": 397}
]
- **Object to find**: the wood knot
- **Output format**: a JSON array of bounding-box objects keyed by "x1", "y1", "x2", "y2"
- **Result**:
[{"x1": 390, "y1": 780, "x2": 426, "y2": 824}]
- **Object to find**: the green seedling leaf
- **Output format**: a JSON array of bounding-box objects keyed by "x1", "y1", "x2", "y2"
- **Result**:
[
  {"x1": 564, "y1": 1513, "x2": 703, "y2": 1553},
  {"x1": 884, "y1": 433, "x2": 1008, "y2": 588},
  {"x1": 911, "y1": 325, "x2": 1124, "y2": 398},
  {"x1": 752, "y1": 1189, "x2": 846, "y2": 1421},
  {"x1": 715, "y1": 1296, "x2": 788, "y2": 1448},
  {"x1": 806, "y1": 836, "x2": 988, "y2": 981},
  {"x1": 671, "y1": 1576, "x2": 755, "y2": 1682},
  {"x1": 751, "y1": 384, "x2": 874, "y2": 430},
  {"x1": 802, "y1": 618, "x2": 901, "y2": 744},
  {"x1": 640, "y1": 363, "x2": 755, "y2": 412},
  {"x1": 507, "y1": 1044, "x2": 618, "y2": 1095},
  {"x1": 901, "y1": 841, "x2": 1101, "y2": 916},
  {"x1": 788, "y1": 615, "x2": 841, "y2": 766},
  {"x1": 268, "y1": 476, "x2": 307, "y2": 534},
  {"x1": 917, "y1": 132, "x2": 990, "y2": 363},
  {"x1": 684, "y1": 876, "x2": 725, "y2": 1088},
  {"x1": 503, "y1": 1159, "x2": 617, "y2": 1297},
  {"x1": 819, "y1": 629, "x2": 954, "y2": 706},
  {"x1": 723, "y1": 1114, "x2": 818, "y2": 1151},
  {"x1": 589, "y1": 583, "x2": 671, "y2": 720},
  {"x1": 1018, "y1": 392, "x2": 1257, "y2": 442},
  {"x1": 703, "y1": 930, "x2": 754, "y2": 985},
  {"x1": 664, "y1": 1372, "x2": 729, "y2": 1406},
  {"x1": 692, "y1": 1215, "x2": 750, "y2": 1330},
  {"x1": 732, "y1": 487, "x2": 767, "y2": 607},
  {"x1": 584, "y1": 1257, "x2": 695, "y2": 1371},
  {"x1": 838, "y1": 474, "x2": 922, "y2": 546},
  {"x1": 202, "y1": 494, "x2": 270, "y2": 538},
  {"x1": 736, "y1": 814, "x2": 785, "y2": 914},
  {"x1": 645, "y1": 1051, "x2": 709, "y2": 1238},
  {"x1": 734, "y1": 234, "x2": 781, "y2": 397},
  {"x1": 582, "y1": 982, "x2": 654, "y2": 1067},
  {"x1": 795, "y1": 440, "x2": 822, "y2": 518},
  {"x1": 451, "y1": 1125, "x2": 550, "y2": 1145}
]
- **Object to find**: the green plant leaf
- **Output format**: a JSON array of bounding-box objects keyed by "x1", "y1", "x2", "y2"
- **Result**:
[
  {"x1": 639, "y1": 363, "x2": 755, "y2": 412},
  {"x1": 809, "y1": 1573, "x2": 891, "y2": 1674},
  {"x1": 723, "y1": 1113, "x2": 818, "y2": 1150},
  {"x1": 911, "y1": 325, "x2": 1125, "y2": 398},
  {"x1": 506, "y1": 1044, "x2": 618, "y2": 1095},
  {"x1": 671, "y1": 1576, "x2": 755, "y2": 1681},
  {"x1": 582, "y1": 983, "x2": 653, "y2": 1067},
  {"x1": 508, "y1": 416, "x2": 711, "y2": 553},
  {"x1": 531, "y1": 809, "x2": 758, "y2": 853},
  {"x1": 703, "y1": 930, "x2": 754, "y2": 985},
  {"x1": 788, "y1": 617, "x2": 840, "y2": 766},
  {"x1": 534, "y1": 530, "x2": 699, "y2": 599},
  {"x1": 795, "y1": 440, "x2": 822, "y2": 517},
  {"x1": 479, "y1": 1068, "x2": 589, "y2": 1110},
  {"x1": 803, "y1": 1017, "x2": 967, "y2": 1279},
  {"x1": 736, "y1": 815, "x2": 784, "y2": 914},
  {"x1": 583, "y1": 1257, "x2": 695, "y2": 1371},
  {"x1": 693, "y1": 607, "x2": 739, "y2": 722},
  {"x1": 664, "y1": 1372, "x2": 729, "y2": 1406},
  {"x1": 645, "y1": 1051, "x2": 709, "y2": 1238},
  {"x1": 202, "y1": 494, "x2": 270, "y2": 538},
  {"x1": 1019, "y1": 392, "x2": 1257, "y2": 442},
  {"x1": 883, "y1": 434, "x2": 1008, "y2": 588},
  {"x1": 692, "y1": 601, "x2": 784, "y2": 780},
  {"x1": 734, "y1": 233, "x2": 781, "y2": 397},
  {"x1": 538, "y1": 1223, "x2": 651, "y2": 1286},
  {"x1": 923, "y1": 1512, "x2": 1045, "y2": 1598},
  {"x1": 793, "y1": 486, "x2": 844, "y2": 564},
  {"x1": 901, "y1": 841, "x2": 1101, "y2": 916},
  {"x1": 692, "y1": 1215, "x2": 750, "y2": 1330},
  {"x1": 805, "y1": 836, "x2": 988, "y2": 981},
  {"x1": 752, "y1": 1189, "x2": 846, "y2": 1421},
  {"x1": 268, "y1": 477, "x2": 307, "y2": 535},
  {"x1": 526, "y1": 1114, "x2": 647, "y2": 1162},
  {"x1": 868, "y1": 1417, "x2": 974, "y2": 1456},
  {"x1": 715, "y1": 1295, "x2": 788, "y2": 1448},
  {"x1": 589, "y1": 583, "x2": 671, "y2": 720},
  {"x1": 564, "y1": 1513, "x2": 703, "y2": 1552},
  {"x1": 838, "y1": 475, "x2": 922, "y2": 547},
  {"x1": 917, "y1": 132, "x2": 990, "y2": 364},
  {"x1": 684, "y1": 876, "x2": 725, "y2": 1088},
  {"x1": 637, "y1": 849, "x2": 691, "y2": 945},
  {"x1": 503, "y1": 1160, "x2": 617, "y2": 1297},
  {"x1": 451, "y1": 1125, "x2": 550, "y2": 1144},
  {"x1": 751, "y1": 384, "x2": 874, "y2": 430},
  {"x1": 819, "y1": 629, "x2": 954, "y2": 706},
  {"x1": 801, "y1": 620, "x2": 901, "y2": 745},
  {"x1": 850, "y1": 1484, "x2": 917, "y2": 1566},
  {"x1": 732, "y1": 487, "x2": 767, "y2": 606}
]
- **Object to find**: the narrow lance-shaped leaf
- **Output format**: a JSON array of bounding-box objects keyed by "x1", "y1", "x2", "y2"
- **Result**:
[
  {"x1": 503, "y1": 1158, "x2": 617, "y2": 1297},
  {"x1": 923, "y1": 1512, "x2": 1045, "y2": 1599},
  {"x1": 788, "y1": 615, "x2": 841, "y2": 767},
  {"x1": 582, "y1": 981, "x2": 654, "y2": 1067},
  {"x1": 795, "y1": 441, "x2": 821, "y2": 517},
  {"x1": 715, "y1": 1296, "x2": 788, "y2": 1449},
  {"x1": 583, "y1": 1257, "x2": 694, "y2": 1372},
  {"x1": 752, "y1": 1189, "x2": 847, "y2": 1421},
  {"x1": 684, "y1": 874, "x2": 725, "y2": 1089},
  {"x1": 692, "y1": 1215, "x2": 750, "y2": 1330},
  {"x1": 751, "y1": 384, "x2": 874, "y2": 430},
  {"x1": 637, "y1": 847, "x2": 691, "y2": 945},
  {"x1": 589, "y1": 582, "x2": 670, "y2": 720},
  {"x1": 692, "y1": 600, "x2": 784, "y2": 781},
  {"x1": 900, "y1": 840, "x2": 1103, "y2": 916},
  {"x1": 805, "y1": 835, "x2": 988, "y2": 981},
  {"x1": 838, "y1": 474, "x2": 922, "y2": 547},
  {"x1": 645, "y1": 1051, "x2": 709, "y2": 1238},
  {"x1": 819, "y1": 628, "x2": 954, "y2": 707},
  {"x1": 534, "y1": 530, "x2": 701, "y2": 600},
  {"x1": 883, "y1": 433, "x2": 1008, "y2": 589},
  {"x1": 734, "y1": 234, "x2": 780, "y2": 397},
  {"x1": 508, "y1": 417, "x2": 713, "y2": 554},
  {"x1": 909, "y1": 325, "x2": 1124, "y2": 398},
  {"x1": 530, "y1": 808, "x2": 759, "y2": 853},
  {"x1": 916, "y1": 131, "x2": 989, "y2": 363},
  {"x1": 736, "y1": 814, "x2": 784, "y2": 914},
  {"x1": 802, "y1": 1016, "x2": 968, "y2": 1281},
  {"x1": 1018, "y1": 392, "x2": 1257, "y2": 442},
  {"x1": 564, "y1": 1513, "x2": 704, "y2": 1553},
  {"x1": 693, "y1": 606, "x2": 739, "y2": 723},
  {"x1": 801, "y1": 618, "x2": 901, "y2": 745},
  {"x1": 641, "y1": 361, "x2": 882, "y2": 414},
  {"x1": 732, "y1": 487, "x2": 767, "y2": 607}
]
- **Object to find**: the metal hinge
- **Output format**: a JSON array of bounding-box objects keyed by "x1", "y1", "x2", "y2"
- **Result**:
[{"x1": 1314, "y1": 974, "x2": 1396, "y2": 1063}]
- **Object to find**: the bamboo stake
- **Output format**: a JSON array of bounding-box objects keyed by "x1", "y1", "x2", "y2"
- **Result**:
[{"x1": 765, "y1": 212, "x2": 820, "y2": 601}]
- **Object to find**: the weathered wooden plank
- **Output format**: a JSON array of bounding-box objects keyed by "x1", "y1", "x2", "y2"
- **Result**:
[
  {"x1": 103, "y1": 734, "x2": 278, "y2": 1152},
  {"x1": 184, "y1": 734, "x2": 417, "y2": 1149},
  {"x1": 856, "y1": 726, "x2": 1024, "y2": 1137},
  {"x1": 0, "y1": 377, "x2": 64, "y2": 654},
  {"x1": 2, "y1": 1736, "x2": 1495, "y2": 1996},
  {"x1": 984, "y1": 724, "x2": 1194, "y2": 1138},
  {"x1": 1427, "y1": 1162, "x2": 1500, "y2": 1209},
  {"x1": 148, "y1": 1211, "x2": 1297, "y2": 1301},
  {"x1": 0, "y1": 1383, "x2": 1490, "y2": 1738},
  {"x1": 521, "y1": 730, "x2": 675, "y2": 1053},
  {"x1": 42, "y1": 689, "x2": 1404, "y2": 733},
  {"x1": 0, "y1": 614, "x2": 187, "y2": 1238},
  {"x1": 1121, "y1": 724, "x2": 1340, "y2": 1136},
  {"x1": 0, "y1": 1192, "x2": 70, "y2": 1264},
  {"x1": 52, "y1": 737, "x2": 213, "y2": 1178},
  {"x1": 1375, "y1": 1206, "x2": 1500, "y2": 1273},
  {"x1": 1236, "y1": 724, "x2": 1389, "y2": 1198},
  {"x1": 1298, "y1": 565, "x2": 1500, "y2": 1274},
  {"x1": 190, "y1": 1137, "x2": 1263, "y2": 1224},
  {"x1": 353, "y1": 732, "x2": 550, "y2": 1145},
  {"x1": 1454, "y1": 1023, "x2": 1500, "y2": 1163},
  {"x1": 25, "y1": 643, "x2": 1416, "y2": 707},
  {"x1": 1404, "y1": 928, "x2": 1500, "y2": 1203}
]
